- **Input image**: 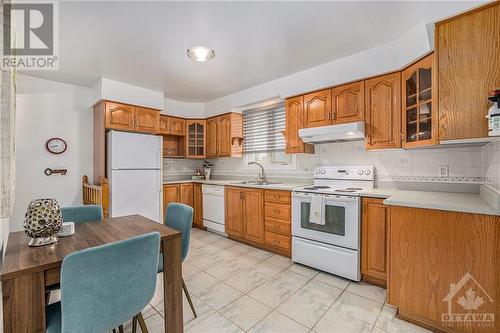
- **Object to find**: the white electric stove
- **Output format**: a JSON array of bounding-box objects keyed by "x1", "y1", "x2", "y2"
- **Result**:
[{"x1": 291, "y1": 166, "x2": 375, "y2": 281}]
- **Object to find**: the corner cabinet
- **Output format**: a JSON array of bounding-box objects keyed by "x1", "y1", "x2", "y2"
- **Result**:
[
  {"x1": 402, "y1": 54, "x2": 437, "y2": 147},
  {"x1": 361, "y1": 198, "x2": 388, "y2": 287},
  {"x1": 331, "y1": 81, "x2": 365, "y2": 124},
  {"x1": 186, "y1": 120, "x2": 206, "y2": 158},
  {"x1": 284, "y1": 96, "x2": 314, "y2": 154},
  {"x1": 365, "y1": 73, "x2": 401, "y2": 149}
]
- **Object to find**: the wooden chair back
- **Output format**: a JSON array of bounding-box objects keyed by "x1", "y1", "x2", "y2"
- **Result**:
[{"x1": 82, "y1": 175, "x2": 109, "y2": 218}]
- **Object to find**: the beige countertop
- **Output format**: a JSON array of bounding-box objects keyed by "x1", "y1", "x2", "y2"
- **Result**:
[
  {"x1": 163, "y1": 179, "x2": 308, "y2": 191},
  {"x1": 360, "y1": 188, "x2": 500, "y2": 216},
  {"x1": 164, "y1": 179, "x2": 500, "y2": 216}
]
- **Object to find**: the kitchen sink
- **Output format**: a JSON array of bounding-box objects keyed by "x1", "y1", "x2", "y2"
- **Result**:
[{"x1": 230, "y1": 180, "x2": 282, "y2": 186}]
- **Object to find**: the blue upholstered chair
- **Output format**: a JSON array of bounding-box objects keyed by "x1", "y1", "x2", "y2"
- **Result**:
[
  {"x1": 61, "y1": 205, "x2": 103, "y2": 223},
  {"x1": 46, "y1": 232, "x2": 160, "y2": 333},
  {"x1": 158, "y1": 203, "x2": 196, "y2": 318}
]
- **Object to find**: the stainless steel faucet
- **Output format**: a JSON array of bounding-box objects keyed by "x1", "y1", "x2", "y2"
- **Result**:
[{"x1": 248, "y1": 161, "x2": 267, "y2": 183}]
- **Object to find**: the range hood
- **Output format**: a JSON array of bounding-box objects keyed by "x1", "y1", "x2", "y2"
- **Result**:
[{"x1": 299, "y1": 121, "x2": 365, "y2": 143}]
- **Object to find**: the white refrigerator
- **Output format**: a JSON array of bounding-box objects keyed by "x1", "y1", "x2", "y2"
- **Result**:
[{"x1": 107, "y1": 130, "x2": 162, "y2": 223}]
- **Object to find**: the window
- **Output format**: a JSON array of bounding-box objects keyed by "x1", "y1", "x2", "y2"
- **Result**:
[
  {"x1": 243, "y1": 102, "x2": 286, "y2": 153},
  {"x1": 243, "y1": 102, "x2": 296, "y2": 169}
]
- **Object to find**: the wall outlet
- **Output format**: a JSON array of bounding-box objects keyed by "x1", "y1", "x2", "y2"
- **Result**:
[{"x1": 439, "y1": 165, "x2": 449, "y2": 177}]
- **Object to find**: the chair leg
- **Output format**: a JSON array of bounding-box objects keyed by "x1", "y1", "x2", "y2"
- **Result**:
[
  {"x1": 182, "y1": 278, "x2": 197, "y2": 318},
  {"x1": 132, "y1": 316, "x2": 137, "y2": 333},
  {"x1": 118, "y1": 325, "x2": 124, "y2": 333},
  {"x1": 136, "y1": 312, "x2": 149, "y2": 333}
]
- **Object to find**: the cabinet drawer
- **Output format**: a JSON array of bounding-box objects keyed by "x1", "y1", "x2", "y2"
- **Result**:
[
  {"x1": 265, "y1": 190, "x2": 291, "y2": 205},
  {"x1": 264, "y1": 203, "x2": 290, "y2": 220},
  {"x1": 265, "y1": 217, "x2": 291, "y2": 236},
  {"x1": 265, "y1": 231, "x2": 291, "y2": 252}
]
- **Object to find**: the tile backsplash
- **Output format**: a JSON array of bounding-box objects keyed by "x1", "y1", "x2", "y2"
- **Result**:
[{"x1": 163, "y1": 139, "x2": 500, "y2": 192}]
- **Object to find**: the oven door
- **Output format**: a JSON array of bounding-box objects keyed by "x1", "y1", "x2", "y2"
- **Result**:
[{"x1": 292, "y1": 192, "x2": 360, "y2": 250}]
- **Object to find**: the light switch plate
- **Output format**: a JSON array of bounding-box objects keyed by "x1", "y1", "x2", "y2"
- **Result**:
[{"x1": 439, "y1": 165, "x2": 449, "y2": 177}]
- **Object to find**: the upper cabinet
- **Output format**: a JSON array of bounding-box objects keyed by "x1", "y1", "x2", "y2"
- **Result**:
[
  {"x1": 206, "y1": 117, "x2": 218, "y2": 158},
  {"x1": 436, "y1": 2, "x2": 499, "y2": 141},
  {"x1": 134, "y1": 107, "x2": 160, "y2": 133},
  {"x1": 205, "y1": 113, "x2": 243, "y2": 158},
  {"x1": 159, "y1": 115, "x2": 185, "y2": 136},
  {"x1": 105, "y1": 102, "x2": 135, "y2": 131},
  {"x1": 331, "y1": 81, "x2": 365, "y2": 124},
  {"x1": 284, "y1": 96, "x2": 314, "y2": 154},
  {"x1": 365, "y1": 73, "x2": 401, "y2": 150},
  {"x1": 303, "y1": 89, "x2": 332, "y2": 128},
  {"x1": 186, "y1": 120, "x2": 206, "y2": 158},
  {"x1": 402, "y1": 54, "x2": 437, "y2": 148}
]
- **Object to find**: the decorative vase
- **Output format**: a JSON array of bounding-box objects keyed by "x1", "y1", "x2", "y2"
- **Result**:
[
  {"x1": 24, "y1": 199, "x2": 62, "y2": 246},
  {"x1": 204, "y1": 167, "x2": 212, "y2": 180}
]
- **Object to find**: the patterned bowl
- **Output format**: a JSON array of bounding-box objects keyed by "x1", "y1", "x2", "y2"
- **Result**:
[{"x1": 24, "y1": 198, "x2": 62, "y2": 246}]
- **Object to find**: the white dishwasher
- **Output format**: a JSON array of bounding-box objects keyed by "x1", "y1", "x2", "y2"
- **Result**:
[{"x1": 202, "y1": 185, "x2": 226, "y2": 235}]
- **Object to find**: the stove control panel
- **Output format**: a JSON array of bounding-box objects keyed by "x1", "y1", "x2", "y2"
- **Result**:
[{"x1": 313, "y1": 166, "x2": 374, "y2": 180}]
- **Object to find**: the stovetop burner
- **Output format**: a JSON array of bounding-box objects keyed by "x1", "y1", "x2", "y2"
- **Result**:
[{"x1": 303, "y1": 185, "x2": 331, "y2": 190}]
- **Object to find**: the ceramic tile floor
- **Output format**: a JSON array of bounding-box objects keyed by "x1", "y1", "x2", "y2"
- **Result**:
[{"x1": 122, "y1": 229, "x2": 430, "y2": 332}]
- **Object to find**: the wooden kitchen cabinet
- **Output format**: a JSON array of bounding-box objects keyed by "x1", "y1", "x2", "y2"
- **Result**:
[
  {"x1": 284, "y1": 96, "x2": 314, "y2": 154},
  {"x1": 193, "y1": 183, "x2": 204, "y2": 228},
  {"x1": 159, "y1": 115, "x2": 185, "y2": 136},
  {"x1": 205, "y1": 113, "x2": 243, "y2": 158},
  {"x1": 331, "y1": 81, "x2": 365, "y2": 124},
  {"x1": 225, "y1": 187, "x2": 244, "y2": 238},
  {"x1": 401, "y1": 54, "x2": 437, "y2": 148},
  {"x1": 242, "y1": 189, "x2": 264, "y2": 244},
  {"x1": 388, "y1": 206, "x2": 499, "y2": 333},
  {"x1": 365, "y1": 72, "x2": 401, "y2": 149},
  {"x1": 104, "y1": 101, "x2": 135, "y2": 131},
  {"x1": 163, "y1": 184, "x2": 179, "y2": 216},
  {"x1": 186, "y1": 120, "x2": 206, "y2": 158},
  {"x1": 134, "y1": 107, "x2": 160, "y2": 133},
  {"x1": 179, "y1": 183, "x2": 193, "y2": 207},
  {"x1": 206, "y1": 117, "x2": 218, "y2": 158},
  {"x1": 436, "y1": 2, "x2": 499, "y2": 141},
  {"x1": 361, "y1": 198, "x2": 388, "y2": 287},
  {"x1": 303, "y1": 89, "x2": 332, "y2": 128}
]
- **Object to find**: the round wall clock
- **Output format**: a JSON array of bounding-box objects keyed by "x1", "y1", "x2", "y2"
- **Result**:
[{"x1": 46, "y1": 137, "x2": 67, "y2": 154}]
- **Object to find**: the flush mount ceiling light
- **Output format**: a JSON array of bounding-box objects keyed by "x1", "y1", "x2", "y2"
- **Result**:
[{"x1": 187, "y1": 46, "x2": 215, "y2": 62}]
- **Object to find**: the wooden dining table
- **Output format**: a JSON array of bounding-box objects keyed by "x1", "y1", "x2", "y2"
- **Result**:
[{"x1": 0, "y1": 214, "x2": 183, "y2": 333}]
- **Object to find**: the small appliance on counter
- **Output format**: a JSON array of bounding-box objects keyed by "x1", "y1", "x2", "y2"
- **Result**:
[{"x1": 487, "y1": 89, "x2": 500, "y2": 136}]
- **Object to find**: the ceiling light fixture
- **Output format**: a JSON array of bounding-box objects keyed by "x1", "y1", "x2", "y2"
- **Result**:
[{"x1": 187, "y1": 46, "x2": 215, "y2": 62}]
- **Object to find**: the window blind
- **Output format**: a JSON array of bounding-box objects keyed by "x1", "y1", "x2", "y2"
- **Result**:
[{"x1": 243, "y1": 103, "x2": 286, "y2": 153}]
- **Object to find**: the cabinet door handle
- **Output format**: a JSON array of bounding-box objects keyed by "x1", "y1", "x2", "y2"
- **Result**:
[{"x1": 332, "y1": 112, "x2": 335, "y2": 120}]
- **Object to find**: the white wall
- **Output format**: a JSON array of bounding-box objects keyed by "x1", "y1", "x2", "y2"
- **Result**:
[
  {"x1": 163, "y1": 98, "x2": 204, "y2": 118},
  {"x1": 91, "y1": 78, "x2": 164, "y2": 110},
  {"x1": 12, "y1": 75, "x2": 92, "y2": 232}
]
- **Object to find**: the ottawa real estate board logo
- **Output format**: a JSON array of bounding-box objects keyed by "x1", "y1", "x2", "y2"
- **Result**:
[
  {"x1": 442, "y1": 272, "x2": 495, "y2": 329},
  {"x1": 2, "y1": 1, "x2": 58, "y2": 70}
]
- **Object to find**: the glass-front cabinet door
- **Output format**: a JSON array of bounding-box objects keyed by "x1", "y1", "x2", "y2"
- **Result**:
[
  {"x1": 185, "y1": 120, "x2": 206, "y2": 158},
  {"x1": 402, "y1": 54, "x2": 437, "y2": 147}
]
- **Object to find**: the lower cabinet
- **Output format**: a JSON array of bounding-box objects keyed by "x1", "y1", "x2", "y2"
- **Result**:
[
  {"x1": 163, "y1": 184, "x2": 180, "y2": 216},
  {"x1": 179, "y1": 183, "x2": 193, "y2": 206},
  {"x1": 193, "y1": 183, "x2": 204, "y2": 228},
  {"x1": 225, "y1": 186, "x2": 292, "y2": 256},
  {"x1": 225, "y1": 186, "x2": 264, "y2": 243},
  {"x1": 361, "y1": 197, "x2": 388, "y2": 287},
  {"x1": 388, "y1": 206, "x2": 499, "y2": 333}
]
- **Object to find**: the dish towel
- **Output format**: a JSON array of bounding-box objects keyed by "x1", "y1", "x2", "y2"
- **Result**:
[{"x1": 309, "y1": 194, "x2": 325, "y2": 225}]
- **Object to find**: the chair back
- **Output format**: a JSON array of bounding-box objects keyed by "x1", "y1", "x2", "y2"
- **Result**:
[
  {"x1": 165, "y1": 203, "x2": 193, "y2": 261},
  {"x1": 61, "y1": 205, "x2": 103, "y2": 223},
  {"x1": 60, "y1": 232, "x2": 160, "y2": 333}
]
